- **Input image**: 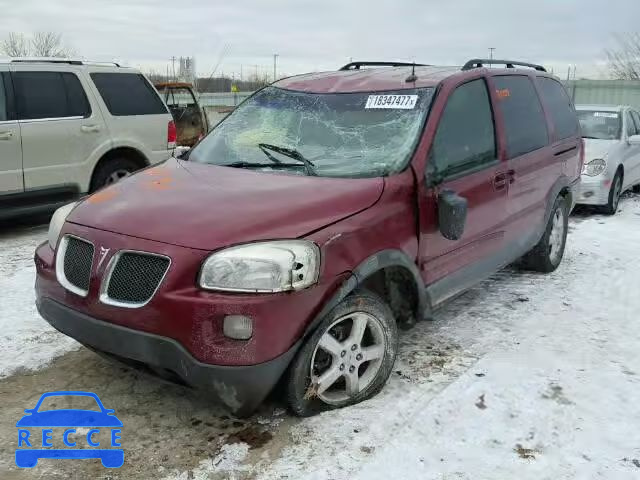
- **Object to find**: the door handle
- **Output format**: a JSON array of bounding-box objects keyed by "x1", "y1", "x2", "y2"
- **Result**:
[
  {"x1": 0, "y1": 131, "x2": 14, "y2": 140},
  {"x1": 81, "y1": 125, "x2": 100, "y2": 133},
  {"x1": 493, "y1": 170, "x2": 515, "y2": 190}
]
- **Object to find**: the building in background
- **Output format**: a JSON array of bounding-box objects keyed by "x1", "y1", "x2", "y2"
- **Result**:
[{"x1": 178, "y1": 57, "x2": 196, "y2": 85}]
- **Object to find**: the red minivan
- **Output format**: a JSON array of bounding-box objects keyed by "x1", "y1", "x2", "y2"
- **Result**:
[{"x1": 35, "y1": 60, "x2": 583, "y2": 416}]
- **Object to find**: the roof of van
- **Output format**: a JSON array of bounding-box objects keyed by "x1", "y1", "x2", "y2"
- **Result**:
[{"x1": 275, "y1": 61, "x2": 552, "y2": 93}]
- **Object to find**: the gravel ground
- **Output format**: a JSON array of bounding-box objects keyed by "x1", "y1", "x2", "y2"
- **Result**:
[{"x1": 1, "y1": 194, "x2": 639, "y2": 479}]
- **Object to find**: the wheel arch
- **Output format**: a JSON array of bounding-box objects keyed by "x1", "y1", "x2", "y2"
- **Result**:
[
  {"x1": 89, "y1": 147, "x2": 149, "y2": 192},
  {"x1": 303, "y1": 250, "x2": 429, "y2": 338}
]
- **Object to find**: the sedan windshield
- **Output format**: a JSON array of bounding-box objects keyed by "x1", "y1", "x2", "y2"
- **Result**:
[
  {"x1": 189, "y1": 86, "x2": 434, "y2": 178},
  {"x1": 577, "y1": 110, "x2": 621, "y2": 140}
]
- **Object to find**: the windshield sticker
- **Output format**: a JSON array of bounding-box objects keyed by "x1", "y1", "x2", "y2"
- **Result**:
[
  {"x1": 365, "y1": 95, "x2": 418, "y2": 109},
  {"x1": 593, "y1": 112, "x2": 619, "y2": 118}
]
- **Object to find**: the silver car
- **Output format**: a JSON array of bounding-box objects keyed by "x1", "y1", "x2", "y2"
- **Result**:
[{"x1": 576, "y1": 105, "x2": 640, "y2": 214}]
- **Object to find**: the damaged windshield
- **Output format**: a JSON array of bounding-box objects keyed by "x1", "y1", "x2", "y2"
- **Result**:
[{"x1": 189, "y1": 86, "x2": 434, "y2": 177}]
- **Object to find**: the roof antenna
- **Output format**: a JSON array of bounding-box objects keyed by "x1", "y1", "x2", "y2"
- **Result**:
[{"x1": 405, "y1": 62, "x2": 418, "y2": 83}]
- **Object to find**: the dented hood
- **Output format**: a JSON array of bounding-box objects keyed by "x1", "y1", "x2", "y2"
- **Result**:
[{"x1": 68, "y1": 158, "x2": 384, "y2": 250}]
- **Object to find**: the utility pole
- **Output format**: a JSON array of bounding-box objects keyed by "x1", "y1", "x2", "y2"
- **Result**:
[
  {"x1": 171, "y1": 56, "x2": 176, "y2": 82},
  {"x1": 273, "y1": 54, "x2": 279, "y2": 82},
  {"x1": 488, "y1": 48, "x2": 495, "y2": 68}
]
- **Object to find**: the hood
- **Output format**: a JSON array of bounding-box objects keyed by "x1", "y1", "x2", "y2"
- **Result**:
[
  {"x1": 69, "y1": 158, "x2": 384, "y2": 250},
  {"x1": 583, "y1": 138, "x2": 615, "y2": 162}
]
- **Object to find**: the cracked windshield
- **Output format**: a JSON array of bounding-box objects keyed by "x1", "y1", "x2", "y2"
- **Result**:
[{"x1": 2, "y1": 0, "x2": 640, "y2": 479}]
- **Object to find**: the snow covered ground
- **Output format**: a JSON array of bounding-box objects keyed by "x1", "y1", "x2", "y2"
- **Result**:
[{"x1": 1, "y1": 195, "x2": 640, "y2": 479}]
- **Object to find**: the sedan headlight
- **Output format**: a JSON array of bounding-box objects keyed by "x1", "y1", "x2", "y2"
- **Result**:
[
  {"x1": 583, "y1": 159, "x2": 606, "y2": 176},
  {"x1": 199, "y1": 240, "x2": 320, "y2": 293},
  {"x1": 48, "y1": 202, "x2": 78, "y2": 249}
]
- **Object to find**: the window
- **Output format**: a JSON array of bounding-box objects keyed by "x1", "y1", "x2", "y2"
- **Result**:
[
  {"x1": 537, "y1": 77, "x2": 579, "y2": 140},
  {"x1": 13, "y1": 71, "x2": 90, "y2": 120},
  {"x1": 0, "y1": 74, "x2": 6, "y2": 121},
  {"x1": 90, "y1": 73, "x2": 167, "y2": 116},
  {"x1": 429, "y1": 79, "x2": 496, "y2": 177},
  {"x1": 626, "y1": 112, "x2": 638, "y2": 137},
  {"x1": 577, "y1": 110, "x2": 621, "y2": 140},
  {"x1": 62, "y1": 73, "x2": 91, "y2": 117},
  {"x1": 632, "y1": 111, "x2": 640, "y2": 137},
  {"x1": 493, "y1": 76, "x2": 548, "y2": 158}
]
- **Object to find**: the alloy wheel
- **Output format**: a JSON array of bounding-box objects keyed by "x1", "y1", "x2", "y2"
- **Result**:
[
  {"x1": 310, "y1": 312, "x2": 386, "y2": 404},
  {"x1": 105, "y1": 169, "x2": 132, "y2": 186},
  {"x1": 548, "y1": 206, "x2": 565, "y2": 265}
]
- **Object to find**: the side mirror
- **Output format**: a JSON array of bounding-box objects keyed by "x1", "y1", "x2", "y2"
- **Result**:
[
  {"x1": 628, "y1": 134, "x2": 640, "y2": 145},
  {"x1": 438, "y1": 190, "x2": 468, "y2": 241}
]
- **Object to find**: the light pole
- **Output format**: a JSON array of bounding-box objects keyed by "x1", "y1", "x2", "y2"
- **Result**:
[
  {"x1": 273, "y1": 54, "x2": 279, "y2": 82},
  {"x1": 488, "y1": 48, "x2": 495, "y2": 68}
]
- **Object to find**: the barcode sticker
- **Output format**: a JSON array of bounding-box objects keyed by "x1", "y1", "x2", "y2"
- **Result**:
[{"x1": 365, "y1": 95, "x2": 418, "y2": 109}]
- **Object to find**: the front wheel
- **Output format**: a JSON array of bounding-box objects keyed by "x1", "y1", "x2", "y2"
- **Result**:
[
  {"x1": 520, "y1": 195, "x2": 569, "y2": 273},
  {"x1": 601, "y1": 171, "x2": 622, "y2": 215},
  {"x1": 286, "y1": 291, "x2": 398, "y2": 417}
]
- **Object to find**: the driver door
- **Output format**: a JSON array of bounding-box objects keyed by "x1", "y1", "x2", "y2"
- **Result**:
[{"x1": 418, "y1": 77, "x2": 509, "y2": 306}]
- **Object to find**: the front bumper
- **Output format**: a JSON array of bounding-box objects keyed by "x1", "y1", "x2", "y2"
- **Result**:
[
  {"x1": 37, "y1": 297, "x2": 299, "y2": 416},
  {"x1": 576, "y1": 175, "x2": 611, "y2": 206}
]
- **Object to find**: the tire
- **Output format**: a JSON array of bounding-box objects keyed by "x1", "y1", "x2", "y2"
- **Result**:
[
  {"x1": 286, "y1": 290, "x2": 398, "y2": 417},
  {"x1": 520, "y1": 195, "x2": 569, "y2": 273},
  {"x1": 90, "y1": 157, "x2": 140, "y2": 192},
  {"x1": 601, "y1": 170, "x2": 623, "y2": 215}
]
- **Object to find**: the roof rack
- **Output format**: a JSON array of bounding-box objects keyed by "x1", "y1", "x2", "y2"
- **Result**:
[
  {"x1": 8, "y1": 58, "x2": 121, "y2": 67},
  {"x1": 462, "y1": 59, "x2": 546, "y2": 72},
  {"x1": 340, "y1": 61, "x2": 428, "y2": 71}
]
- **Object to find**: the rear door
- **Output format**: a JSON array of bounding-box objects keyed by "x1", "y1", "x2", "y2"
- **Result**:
[
  {"x1": 157, "y1": 85, "x2": 206, "y2": 147},
  {"x1": 489, "y1": 75, "x2": 557, "y2": 248},
  {"x1": 0, "y1": 69, "x2": 23, "y2": 194},
  {"x1": 88, "y1": 71, "x2": 173, "y2": 163},
  {"x1": 419, "y1": 77, "x2": 509, "y2": 304},
  {"x1": 11, "y1": 67, "x2": 106, "y2": 191}
]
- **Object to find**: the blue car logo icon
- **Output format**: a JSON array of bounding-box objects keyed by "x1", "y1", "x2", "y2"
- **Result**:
[{"x1": 16, "y1": 391, "x2": 123, "y2": 468}]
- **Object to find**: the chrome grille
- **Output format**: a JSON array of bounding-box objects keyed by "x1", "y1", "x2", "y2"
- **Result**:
[
  {"x1": 56, "y1": 236, "x2": 94, "y2": 296},
  {"x1": 101, "y1": 252, "x2": 170, "y2": 307}
]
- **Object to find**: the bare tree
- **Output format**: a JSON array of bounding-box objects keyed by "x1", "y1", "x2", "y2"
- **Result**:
[
  {"x1": 31, "y1": 32, "x2": 74, "y2": 57},
  {"x1": 606, "y1": 33, "x2": 640, "y2": 80},
  {"x1": 1, "y1": 32, "x2": 30, "y2": 57}
]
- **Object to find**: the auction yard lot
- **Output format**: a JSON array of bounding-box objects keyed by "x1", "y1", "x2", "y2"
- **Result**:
[{"x1": 1, "y1": 196, "x2": 640, "y2": 479}]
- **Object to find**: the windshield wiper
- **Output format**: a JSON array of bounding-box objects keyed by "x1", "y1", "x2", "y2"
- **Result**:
[
  {"x1": 258, "y1": 143, "x2": 317, "y2": 176},
  {"x1": 223, "y1": 161, "x2": 309, "y2": 170}
]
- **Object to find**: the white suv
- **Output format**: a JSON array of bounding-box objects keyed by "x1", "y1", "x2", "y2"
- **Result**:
[{"x1": 0, "y1": 58, "x2": 175, "y2": 219}]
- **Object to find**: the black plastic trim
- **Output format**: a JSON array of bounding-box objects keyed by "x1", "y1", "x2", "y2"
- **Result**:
[
  {"x1": 462, "y1": 59, "x2": 546, "y2": 72},
  {"x1": 36, "y1": 297, "x2": 298, "y2": 416},
  {"x1": 0, "y1": 185, "x2": 80, "y2": 220},
  {"x1": 340, "y1": 61, "x2": 428, "y2": 71}
]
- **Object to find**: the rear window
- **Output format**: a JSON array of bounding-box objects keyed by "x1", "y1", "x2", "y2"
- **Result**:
[
  {"x1": 577, "y1": 111, "x2": 621, "y2": 140},
  {"x1": 537, "y1": 77, "x2": 579, "y2": 140},
  {"x1": 492, "y1": 76, "x2": 548, "y2": 158},
  {"x1": 91, "y1": 72, "x2": 168, "y2": 116},
  {"x1": 13, "y1": 71, "x2": 90, "y2": 120}
]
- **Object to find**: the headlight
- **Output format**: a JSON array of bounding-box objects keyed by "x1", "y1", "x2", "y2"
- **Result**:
[
  {"x1": 583, "y1": 159, "x2": 606, "y2": 176},
  {"x1": 48, "y1": 202, "x2": 78, "y2": 249},
  {"x1": 199, "y1": 240, "x2": 320, "y2": 293}
]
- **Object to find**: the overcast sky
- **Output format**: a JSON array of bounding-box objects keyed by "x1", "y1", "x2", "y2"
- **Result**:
[{"x1": 2, "y1": 0, "x2": 639, "y2": 79}]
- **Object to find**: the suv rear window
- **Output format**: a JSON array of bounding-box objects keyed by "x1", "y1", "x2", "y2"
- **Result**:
[
  {"x1": 91, "y1": 73, "x2": 167, "y2": 116},
  {"x1": 492, "y1": 76, "x2": 548, "y2": 158},
  {"x1": 537, "y1": 77, "x2": 579, "y2": 140},
  {"x1": 13, "y1": 72, "x2": 91, "y2": 120}
]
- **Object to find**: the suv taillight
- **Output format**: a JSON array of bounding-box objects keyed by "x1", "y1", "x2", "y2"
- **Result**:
[{"x1": 168, "y1": 120, "x2": 177, "y2": 149}]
